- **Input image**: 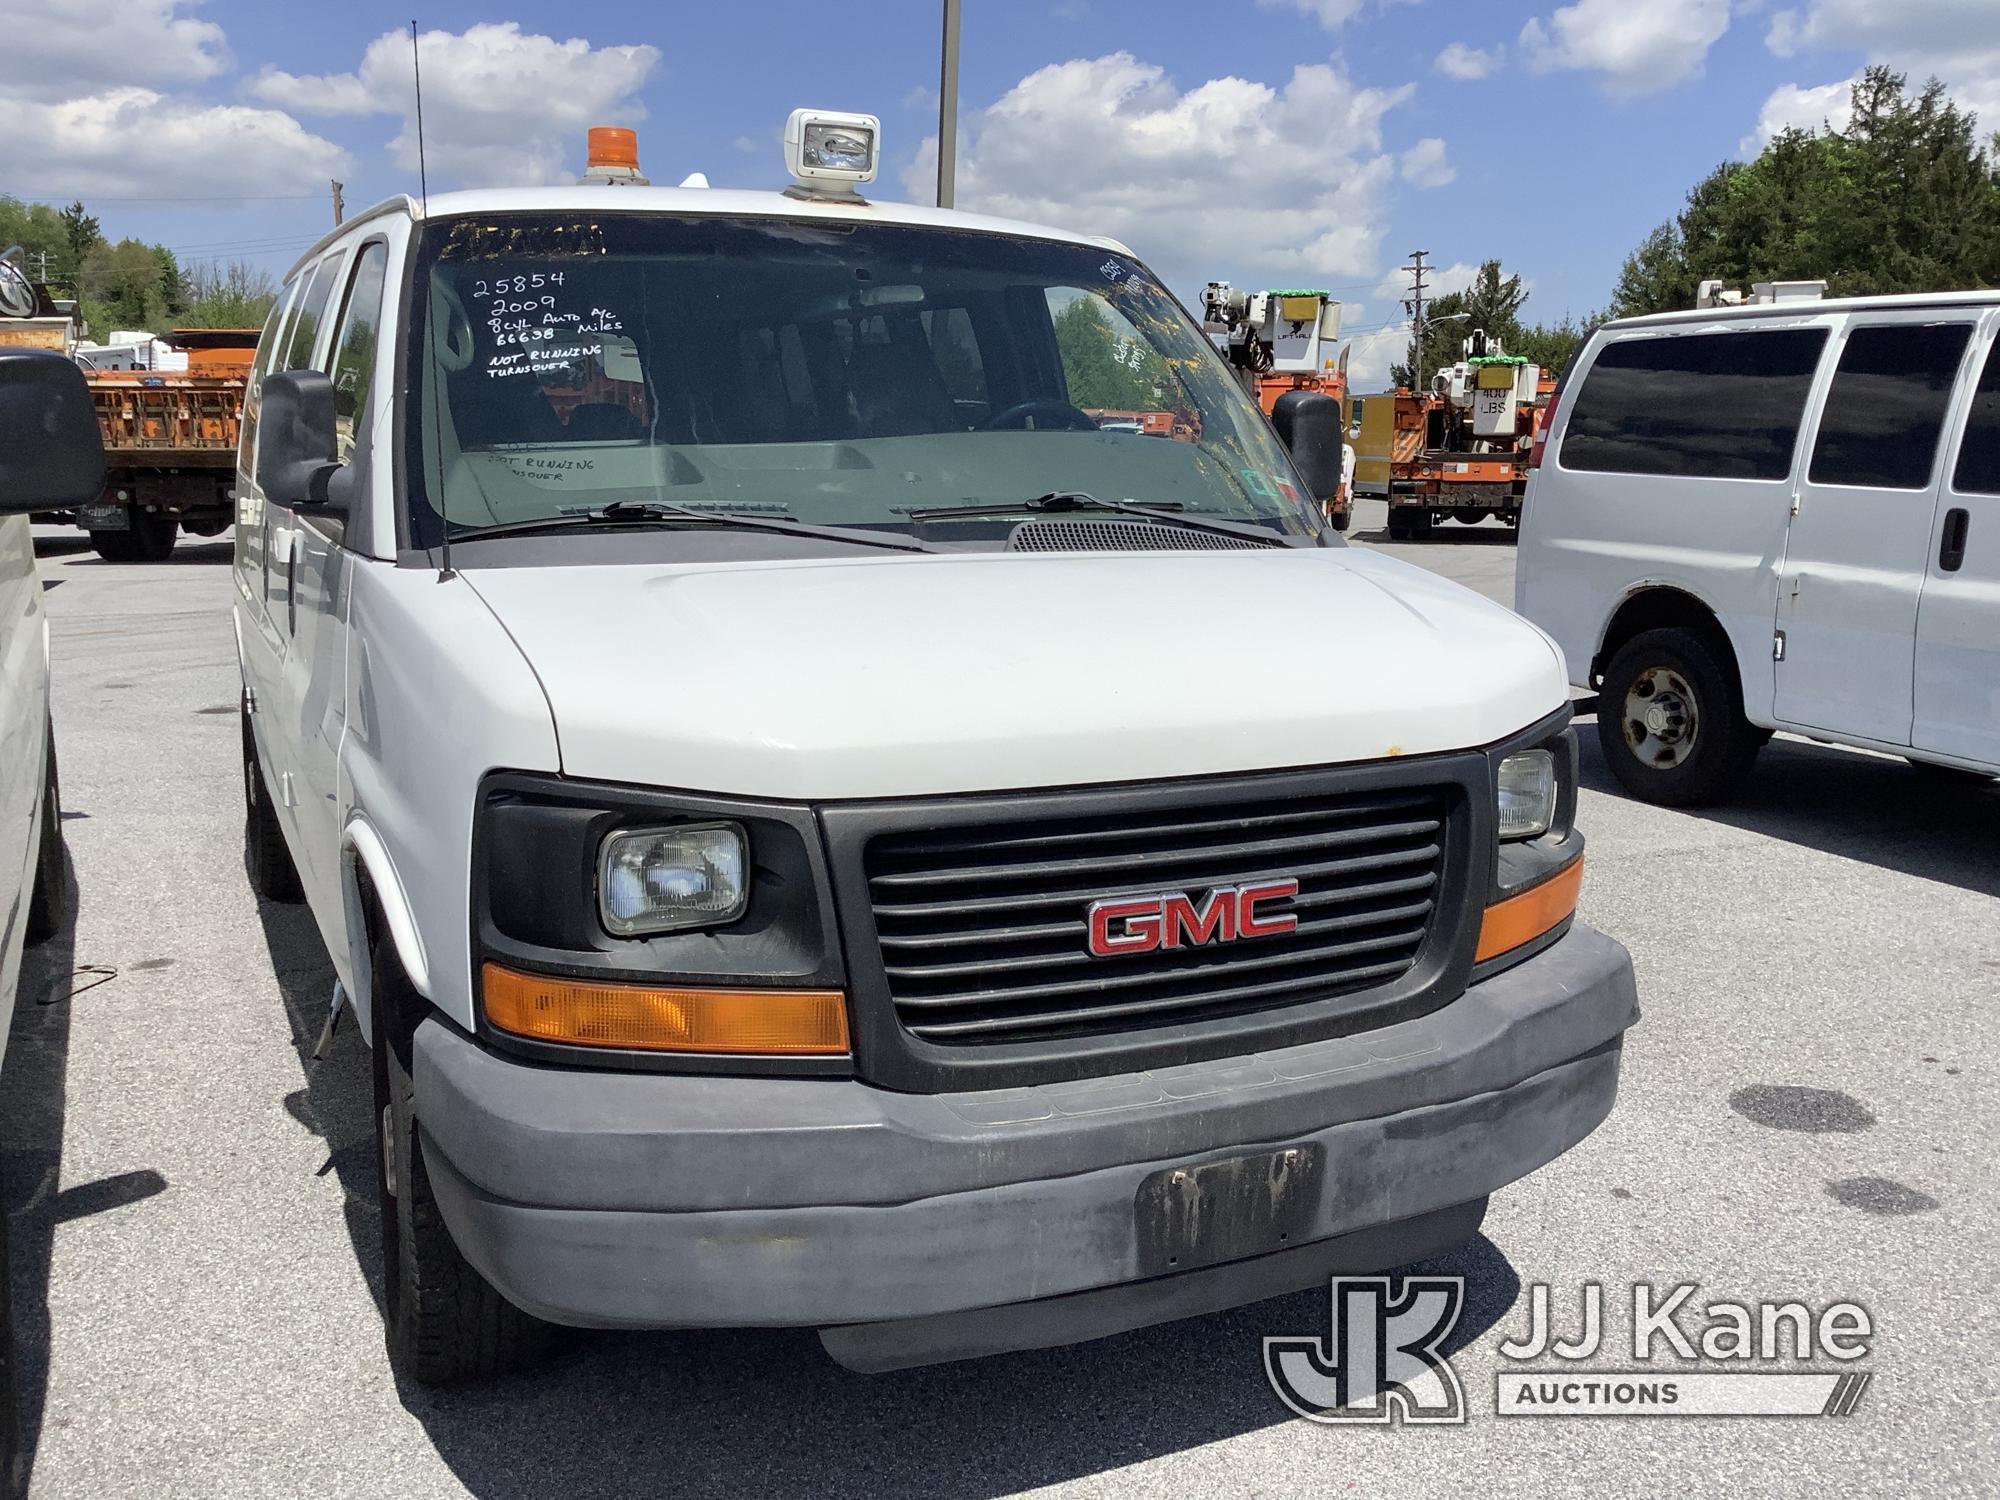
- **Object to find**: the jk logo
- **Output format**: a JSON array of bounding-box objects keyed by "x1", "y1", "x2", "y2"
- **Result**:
[{"x1": 1264, "y1": 1276, "x2": 1467, "y2": 1424}]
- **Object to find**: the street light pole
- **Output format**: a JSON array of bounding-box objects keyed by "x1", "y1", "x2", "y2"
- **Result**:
[{"x1": 936, "y1": 0, "x2": 961, "y2": 208}]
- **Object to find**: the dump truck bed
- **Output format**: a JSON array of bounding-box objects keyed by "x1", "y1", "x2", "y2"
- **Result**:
[{"x1": 89, "y1": 372, "x2": 243, "y2": 469}]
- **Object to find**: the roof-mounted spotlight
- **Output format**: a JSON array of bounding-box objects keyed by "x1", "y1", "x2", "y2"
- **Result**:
[{"x1": 783, "y1": 108, "x2": 880, "y2": 201}]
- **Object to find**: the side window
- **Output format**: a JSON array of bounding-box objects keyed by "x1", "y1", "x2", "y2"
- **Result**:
[
  {"x1": 327, "y1": 242, "x2": 389, "y2": 463},
  {"x1": 1560, "y1": 328, "x2": 1827, "y2": 481},
  {"x1": 283, "y1": 254, "x2": 345, "y2": 371},
  {"x1": 1809, "y1": 322, "x2": 1973, "y2": 490},
  {"x1": 922, "y1": 307, "x2": 989, "y2": 415},
  {"x1": 1045, "y1": 290, "x2": 1171, "y2": 412},
  {"x1": 238, "y1": 291, "x2": 293, "y2": 474},
  {"x1": 1954, "y1": 337, "x2": 2000, "y2": 495}
]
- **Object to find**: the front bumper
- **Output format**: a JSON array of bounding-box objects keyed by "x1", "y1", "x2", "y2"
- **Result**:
[{"x1": 415, "y1": 921, "x2": 1637, "y2": 1365}]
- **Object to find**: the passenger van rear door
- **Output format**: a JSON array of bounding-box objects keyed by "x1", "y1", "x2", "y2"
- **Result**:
[
  {"x1": 1912, "y1": 314, "x2": 2000, "y2": 767},
  {"x1": 1775, "y1": 314, "x2": 1979, "y2": 744}
]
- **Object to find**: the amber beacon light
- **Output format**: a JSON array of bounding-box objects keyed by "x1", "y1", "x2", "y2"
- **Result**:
[
  {"x1": 482, "y1": 963, "x2": 849, "y2": 1055},
  {"x1": 582, "y1": 126, "x2": 648, "y2": 186}
]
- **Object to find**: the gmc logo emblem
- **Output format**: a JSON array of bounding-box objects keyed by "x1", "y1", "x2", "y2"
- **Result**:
[{"x1": 1086, "y1": 879, "x2": 1300, "y2": 958}]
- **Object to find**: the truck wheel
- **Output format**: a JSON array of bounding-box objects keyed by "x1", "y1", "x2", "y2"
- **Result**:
[
  {"x1": 242, "y1": 698, "x2": 302, "y2": 902},
  {"x1": 25, "y1": 721, "x2": 65, "y2": 945},
  {"x1": 1597, "y1": 627, "x2": 1761, "y2": 806},
  {"x1": 373, "y1": 938, "x2": 552, "y2": 1385},
  {"x1": 87, "y1": 514, "x2": 177, "y2": 563}
]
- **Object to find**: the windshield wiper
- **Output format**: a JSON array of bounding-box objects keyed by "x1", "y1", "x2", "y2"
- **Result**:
[
  {"x1": 450, "y1": 500, "x2": 938, "y2": 553},
  {"x1": 907, "y1": 491, "x2": 1290, "y2": 547}
]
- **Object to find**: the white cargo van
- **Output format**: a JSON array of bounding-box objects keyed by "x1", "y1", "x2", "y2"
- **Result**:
[
  {"x1": 1518, "y1": 292, "x2": 2000, "y2": 804},
  {"x1": 235, "y1": 119, "x2": 1635, "y2": 1383}
]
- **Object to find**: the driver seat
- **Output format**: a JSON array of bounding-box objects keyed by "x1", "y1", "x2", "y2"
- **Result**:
[{"x1": 845, "y1": 341, "x2": 956, "y2": 438}]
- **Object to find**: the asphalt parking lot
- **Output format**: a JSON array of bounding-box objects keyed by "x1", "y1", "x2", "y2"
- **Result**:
[{"x1": 9, "y1": 502, "x2": 1996, "y2": 1498}]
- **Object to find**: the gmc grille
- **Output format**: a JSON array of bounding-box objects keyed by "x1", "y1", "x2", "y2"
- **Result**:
[{"x1": 862, "y1": 786, "x2": 1450, "y2": 1045}]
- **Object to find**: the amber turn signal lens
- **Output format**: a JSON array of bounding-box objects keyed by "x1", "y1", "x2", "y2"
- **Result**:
[
  {"x1": 1475, "y1": 857, "x2": 1584, "y2": 963},
  {"x1": 481, "y1": 963, "x2": 848, "y2": 1055}
]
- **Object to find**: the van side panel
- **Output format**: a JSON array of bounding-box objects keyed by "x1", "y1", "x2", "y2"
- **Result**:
[
  {"x1": 1518, "y1": 320, "x2": 1835, "y2": 713},
  {"x1": 341, "y1": 562, "x2": 560, "y2": 1030}
]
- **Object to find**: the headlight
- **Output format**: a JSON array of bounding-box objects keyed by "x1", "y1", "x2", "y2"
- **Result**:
[
  {"x1": 1496, "y1": 749, "x2": 1557, "y2": 840},
  {"x1": 598, "y1": 823, "x2": 748, "y2": 937}
]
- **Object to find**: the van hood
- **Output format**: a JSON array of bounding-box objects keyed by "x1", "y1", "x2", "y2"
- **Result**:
[{"x1": 463, "y1": 547, "x2": 1567, "y2": 800}]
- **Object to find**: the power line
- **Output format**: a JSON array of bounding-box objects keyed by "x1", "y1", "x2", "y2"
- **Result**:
[{"x1": 0, "y1": 191, "x2": 326, "y2": 203}]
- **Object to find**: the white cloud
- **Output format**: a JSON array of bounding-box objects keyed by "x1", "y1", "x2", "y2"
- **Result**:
[
  {"x1": 1398, "y1": 138, "x2": 1455, "y2": 187},
  {"x1": 1435, "y1": 43, "x2": 1503, "y2": 81},
  {"x1": 0, "y1": 1, "x2": 347, "y2": 199},
  {"x1": 1741, "y1": 75, "x2": 1857, "y2": 151},
  {"x1": 0, "y1": 0, "x2": 228, "y2": 101},
  {"x1": 1518, "y1": 0, "x2": 1733, "y2": 96},
  {"x1": 1342, "y1": 322, "x2": 1410, "y2": 391},
  {"x1": 902, "y1": 53, "x2": 1420, "y2": 297},
  {"x1": 1371, "y1": 259, "x2": 1480, "y2": 302},
  {"x1": 250, "y1": 23, "x2": 660, "y2": 187},
  {"x1": 1755, "y1": 1, "x2": 2000, "y2": 128},
  {"x1": 0, "y1": 86, "x2": 350, "y2": 199},
  {"x1": 1259, "y1": 0, "x2": 1365, "y2": 29}
]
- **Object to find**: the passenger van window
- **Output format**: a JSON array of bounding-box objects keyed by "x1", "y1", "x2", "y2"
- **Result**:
[
  {"x1": 327, "y1": 242, "x2": 389, "y2": 463},
  {"x1": 238, "y1": 293, "x2": 291, "y2": 475},
  {"x1": 283, "y1": 255, "x2": 344, "y2": 371},
  {"x1": 1046, "y1": 290, "x2": 1171, "y2": 414},
  {"x1": 1560, "y1": 328, "x2": 1826, "y2": 480},
  {"x1": 1809, "y1": 323, "x2": 1972, "y2": 490},
  {"x1": 1954, "y1": 339, "x2": 2000, "y2": 495}
]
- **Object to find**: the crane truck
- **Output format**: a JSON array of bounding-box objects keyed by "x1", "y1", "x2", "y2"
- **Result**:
[{"x1": 1376, "y1": 328, "x2": 1551, "y2": 541}]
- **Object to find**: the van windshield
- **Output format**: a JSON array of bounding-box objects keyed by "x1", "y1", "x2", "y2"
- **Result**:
[{"x1": 404, "y1": 212, "x2": 1322, "y2": 547}]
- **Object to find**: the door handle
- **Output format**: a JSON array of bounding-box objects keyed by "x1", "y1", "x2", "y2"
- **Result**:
[{"x1": 1939, "y1": 507, "x2": 1970, "y2": 573}]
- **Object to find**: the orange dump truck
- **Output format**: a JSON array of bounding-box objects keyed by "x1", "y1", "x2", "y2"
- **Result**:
[{"x1": 52, "y1": 328, "x2": 258, "y2": 561}]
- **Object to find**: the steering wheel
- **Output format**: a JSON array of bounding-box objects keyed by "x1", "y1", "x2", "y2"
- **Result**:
[{"x1": 982, "y1": 398, "x2": 1099, "y2": 432}]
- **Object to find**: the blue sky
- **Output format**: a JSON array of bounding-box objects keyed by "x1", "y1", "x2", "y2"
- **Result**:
[{"x1": 4, "y1": 0, "x2": 1996, "y2": 384}]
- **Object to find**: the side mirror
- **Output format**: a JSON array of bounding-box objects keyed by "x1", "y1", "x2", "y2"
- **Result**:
[
  {"x1": 0, "y1": 350, "x2": 106, "y2": 516},
  {"x1": 1270, "y1": 389, "x2": 1344, "y2": 505},
  {"x1": 258, "y1": 370, "x2": 344, "y2": 508}
]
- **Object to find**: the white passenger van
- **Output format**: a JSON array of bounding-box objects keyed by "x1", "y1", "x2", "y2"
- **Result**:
[
  {"x1": 1518, "y1": 289, "x2": 2000, "y2": 804},
  {"x1": 235, "y1": 117, "x2": 1636, "y2": 1383}
]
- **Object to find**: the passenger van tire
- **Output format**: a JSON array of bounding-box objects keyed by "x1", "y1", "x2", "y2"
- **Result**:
[
  {"x1": 372, "y1": 938, "x2": 552, "y2": 1385},
  {"x1": 25, "y1": 722, "x2": 65, "y2": 945},
  {"x1": 88, "y1": 514, "x2": 178, "y2": 563},
  {"x1": 1597, "y1": 628, "x2": 1760, "y2": 807},
  {"x1": 242, "y1": 698, "x2": 303, "y2": 902}
]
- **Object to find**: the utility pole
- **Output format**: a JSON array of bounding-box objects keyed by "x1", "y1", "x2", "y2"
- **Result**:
[
  {"x1": 31, "y1": 249, "x2": 51, "y2": 284},
  {"x1": 936, "y1": 0, "x2": 961, "y2": 208},
  {"x1": 331, "y1": 179, "x2": 345, "y2": 226},
  {"x1": 1402, "y1": 248, "x2": 1429, "y2": 392}
]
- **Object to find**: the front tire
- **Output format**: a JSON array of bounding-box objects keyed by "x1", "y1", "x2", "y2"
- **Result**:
[
  {"x1": 372, "y1": 937, "x2": 551, "y2": 1385},
  {"x1": 25, "y1": 721, "x2": 64, "y2": 945},
  {"x1": 1596, "y1": 627, "x2": 1761, "y2": 806},
  {"x1": 242, "y1": 697, "x2": 302, "y2": 902}
]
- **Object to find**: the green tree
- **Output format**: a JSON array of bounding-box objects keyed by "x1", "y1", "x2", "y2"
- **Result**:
[
  {"x1": 1609, "y1": 66, "x2": 2000, "y2": 316},
  {"x1": 60, "y1": 200, "x2": 102, "y2": 274},
  {"x1": 79, "y1": 237, "x2": 178, "y2": 336},
  {"x1": 0, "y1": 195, "x2": 70, "y2": 287},
  {"x1": 179, "y1": 259, "x2": 279, "y2": 328},
  {"x1": 1051, "y1": 295, "x2": 1172, "y2": 410}
]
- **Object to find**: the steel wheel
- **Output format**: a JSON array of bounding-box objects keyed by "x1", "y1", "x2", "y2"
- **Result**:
[{"x1": 1623, "y1": 665, "x2": 1700, "y2": 770}]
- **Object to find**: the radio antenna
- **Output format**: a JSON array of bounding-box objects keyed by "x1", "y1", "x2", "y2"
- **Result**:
[{"x1": 412, "y1": 19, "x2": 453, "y2": 580}]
